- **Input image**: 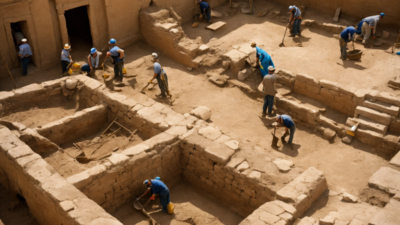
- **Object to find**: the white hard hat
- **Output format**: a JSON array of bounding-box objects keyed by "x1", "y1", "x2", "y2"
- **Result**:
[
  {"x1": 289, "y1": 5, "x2": 294, "y2": 10},
  {"x1": 21, "y1": 38, "x2": 27, "y2": 42},
  {"x1": 268, "y1": 66, "x2": 275, "y2": 71},
  {"x1": 64, "y1": 44, "x2": 71, "y2": 50},
  {"x1": 152, "y1": 53, "x2": 158, "y2": 59}
]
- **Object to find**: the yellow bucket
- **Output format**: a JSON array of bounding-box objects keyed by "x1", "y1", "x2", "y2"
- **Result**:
[
  {"x1": 73, "y1": 63, "x2": 81, "y2": 69},
  {"x1": 68, "y1": 68, "x2": 73, "y2": 75},
  {"x1": 167, "y1": 202, "x2": 174, "y2": 214},
  {"x1": 122, "y1": 67, "x2": 127, "y2": 74}
]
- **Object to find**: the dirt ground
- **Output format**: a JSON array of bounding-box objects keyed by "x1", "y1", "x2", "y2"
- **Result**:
[
  {"x1": 0, "y1": 95, "x2": 78, "y2": 128},
  {"x1": 112, "y1": 182, "x2": 244, "y2": 225},
  {"x1": 0, "y1": 184, "x2": 39, "y2": 225},
  {"x1": 0, "y1": 0, "x2": 399, "y2": 222}
]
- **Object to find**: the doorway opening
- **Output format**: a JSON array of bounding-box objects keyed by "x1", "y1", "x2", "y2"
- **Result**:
[
  {"x1": 64, "y1": 6, "x2": 93, "y2": 58},
  {"x1": 10, "y1": 21, "x2": 36, "y2": 68}
]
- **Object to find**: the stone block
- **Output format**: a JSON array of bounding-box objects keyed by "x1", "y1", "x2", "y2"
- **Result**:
[
  {"x1": 199, "y1": 126, "x2": 222, "y2": 140},
  {"x1": 142, "y1": 132, "x2": 177, "y2": 149},
  {"x1": 273, "y1": 158, "x2": 294, "y2": 173},
  {"x1": 7, "y1": 144, "x2": 34, "y2": 159},
  {"x1": 368, "y1": 199, "x2": 400, "y2": 225},
  {"x1": 137, "y1": 107, "x2": 166, "y2": 126},
  {"x1": 296, "y1": 217, "x2": 317, "y2": 225},
  {"x1": 376, "y1": 92, "x2": 400, "y2": 107},
  {"x1": 366, "y1": 90, "x2": 379, "y2": 101},
  {"x1": 67, "y1": 171, "x2": 93, "y2": 189},
  {"x1": 204, "y1": 143, "x2": 235, "y2": 165},
  {"x1": 296, "y1": 73, "x2": 319, "y2": 86},
  {"x1": 390, "y1": 151, "x2": 400, "y2": 167},
  {"x1": 14, "y1": 83, "x2": 45, "y2": 98},
  {"x1": 342, "y1": 192, "x2": 358, "y2": 203},
  {"x1": 339, "y1": 85, "x2": 357, "y2": 97},
  {"x1": 107, "y1": 153, "x2": 129, "y2": 166},
  {"x1": 320, "y1": 215, "x2": 335, "y2": 225},
  {"x1": 190, "y1": 106, "x2": 212, "y2": 120},
  {"x1": 237, "y1": 161, "x2": 250, "y2": 172},
  {"x1": 354, "y1": 106, "x2": 391, "y2": 125},
  {"x1": 227, "y1": 157, "x2": 245, "y2": 170},
  {"x1": 320, "y1": 88, "x2": 335, "y2": 102},
  {"x1": 260, "y1": 202, "x2": 285, "y2": 215},
  {"x1": 60, "y1": 200, "x2": 75, "y2": 212},
  {"x1": 216, "y1": 134, "x2": 231, "y2": 143},
  {"x1": 363, "y1": 100, "x2": 399, "y2": 117},
  {"x1": 248, "y1": 170, "x2": 261, "y2": 179},
  {"x1": 223, "y1": 49, "x2": 247, "y2": 74},
  {"x1": 259, "y1": 211, "x2": 281, "y2": 224},
  {"x1": 166, "y1": 125, "x2": 188, "y2": 136},
  {"x1": 354, "y1": 128, "x2": 384, "y2": 147},
  {"x1": 348, "y1": 219, "x2": 364, "y2": 225},
  {"x1": 164, "y1": 113, "x2": 185, "y2": 126},
  {"x1": 368, "y1": 167, "x2": 400, "y2": 195},
  {"x1": 270, "y1": 200, "x2": 297, "y2": 215},
  {"x1": 320, "y1": 79, "x2": 339, "y2": 91},
  {"x1": 0, "y1": 91, "x2": 15, "y2": 102},
  {"x1": 305, "y1": 83, "x2": 320, "y2": 94}
]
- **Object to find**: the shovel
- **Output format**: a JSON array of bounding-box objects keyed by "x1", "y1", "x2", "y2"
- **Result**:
[
  {"x1": 279, "y1": 24, "x2": 289, "y2": 47},
  {"x1": 271, "y1": 122, "x2": 279, "y2": 148},
  {"x1": 134, "y1": 200, "x2": 159, "y2": 225}
]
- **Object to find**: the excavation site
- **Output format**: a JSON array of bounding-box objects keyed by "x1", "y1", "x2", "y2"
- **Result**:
[{"x1": 0, "y1": 0, "x2": 399, "y2": 225}]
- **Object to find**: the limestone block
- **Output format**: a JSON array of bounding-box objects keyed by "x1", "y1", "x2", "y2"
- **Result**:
[
  {"x1": 320, "y1": 215, "x2": 335, "y2": 225},
  {"x1": 296, "y1": 217, "x2": 317, "y2": 225},
  {"x1": 296, "y1": 73, "x2": 319, "y2": 86},
  {"x1": 84, "y1": 78, "x2": 103, "y2": 91},
  {"x1": 204, "y1": 143, "x2": 235, "y2": 165},
  {"x1": 294, "y1": 80, "x2": 307, "y2": 89},
  {"x1": 237, "y1": 161, "x2": 250, "y2": 172},
  {"x1": 88, "y1": 218, "x2": 123, "y2": 225},
  {"x1": 354, "y1": 106, "x2": 391, "y2": 125},
  {"x1": 270, "y1": 200, "x2": 297, "y2": 215},
  {"x1": 323, "y1": 128, "x2": 336, "y2": 142},
  {"x1": 320, "y1": 88, "x2": 335, "y2": 101},
  {"x1": 259, "y1": 211, "x2": 281, "y2": 224},
  {"x1": 67, "y1": 171, "x2": 93, "y2": 189},
  {"x1": 273, "y1": 158, "x2": 294, "y2": 173},
  {"x1": 42, "y1": 77, "x2": 68, "y2": 88},
  {"x1": 164, "y1": 113, "x2": 185, "y2": 126},
  {"x1": 339, "y1": 85, "x2": 357, "y2": 97},
  {"x1": 137, "y1": 107, "x2": 166, "y2": 126},
  {"x1": 225, "y1": 140, "x2": 239, "y2": 150},
  {"x1": 60, "y1": 200, "x2": 75, "y2": 212},
  {"x1": 151, "y1": 102, "x2": 166, "y2": 112},
  {"x1": 305, "y1": 83, "x2": 320, "y2": 94},
  {"x1": 119, "y1": 98, "x2": 138, "y2": 112},
  {"x1": 190, "y1": 106, "x2": 212, "y2": 120},
  {"x1": 366, "y1": 90, "x2": 379, "y2": 101},
  {"x1": 260, "y1": 202, "x2": 285, "y2": 215},
  {"x1": 0, "y1": 91, "x2": 14, "y2": 102},
  {"x1": 368, "y1": 167, "x2": 400, "y2": 195},
  {"x1": 108, "y1": 153, "x2": 130, "y2": 166},
  {"x1": 390, "y1": 151, "x2": 400, "y2": 167},
  {"x1": 353, "y1": 89, "x2": 370, "y2": 104},
  {"x1": 369, "y1": 198, "x2": 400, "y2": 225},
  {"x1": 16, "y1": 153, "x2": 42, "y2": 167},
  {"x1": 7, "y1": 144, "x2": 34, "y2": 159},
  {"x1": 87, "y1": 165, "x2": 107, "y2": 179},
  {"x1": 354, "y1": 128, "x2": 384, "y2": 147},
  {"x1": 216, "y1": 134, "x2": 231, "y2": 143},
  {"x1": 320, "y1": 80, "x2": 339, "y2": 91},
  {"x1": 342, "y1": 192, "x2": 358, "y2": 203},
  {"x1": 348, "y1": 219, "x2": 364, "y2": 225},
  {"x1": 248, "y1": 170, "x2": 261, "y2": 179},
  {"x1": 166, "y1": 125, "x2": 188, "y2": 136},
  {"x1": 363, "y1": 100, "x2": 399, "y2": 117},
  {"x1": 276, "y1": 167, "x2": 327, "y2": 218},
  {"x1": 142, "y1": 132, "x2": 177, "y2": 149},
  {"x1": 25, "y1": 158, "x2": 54, "y2": 184},
  {"x1": 199, "y1": 126, "x2": 222, "y2": 140},
  {"x1": 199, "y1": 44, "x2": 209, "y2": 53},
  {"x1": 14, "y1": 83, "x2": 44, "y2": 98},
  {"x1": 376, "y1": 92, "x2": 400, "y2": 107},
  {"x1": 279, "y1": 212, "x2": 293, "y2": 222},
  {"x1": 223, "y1": 49, "x2": 247, "y2": 75},
  {"x1": 44, "y1": 173, "x2": 86, "y2": 201},
  {"x1": 227, "y1": 157, "x2": 245, "y2": 170}
]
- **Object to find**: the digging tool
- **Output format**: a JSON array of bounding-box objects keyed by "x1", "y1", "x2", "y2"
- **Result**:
[
  {"x1": 140, "y1": 82, "x2": 151, "y2": 93},
  {"x1": 279, "y1": 24, "x2": 289, "y2": 47},
  {"x1": 0, "y1": 46, "x2": 16, "y2": 89},
  {"x1": 371, "y1": 36, "x2": 376, "y2": 49},
  {"x1": 134, "y1": 200, "x2": 159, "y2": 225},
  {"x1": 161, "y1": 73, "x2": 172, "y2": 98},
  {"x1": 192, "y1": 6, "x2": 199, "y2": 28},
  {"x1": 271, "y1": 122, "x2": 279, "y2": 148}
]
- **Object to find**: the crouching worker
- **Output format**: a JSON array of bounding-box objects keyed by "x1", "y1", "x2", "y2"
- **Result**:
[
  {"x1": 81, "y1": 48, "x2": 103, "y2": 76},
  {"x1": 137, "y1": 179, "x2": 171, "y2": 213},
  {"x1": 276, "y1": 114, "x2": 296, "y2": 149},
  {"x1": 197, "y1": 0, "x2": 211, "y2": 23}
]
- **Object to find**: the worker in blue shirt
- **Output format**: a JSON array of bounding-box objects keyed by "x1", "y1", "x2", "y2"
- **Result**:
[
  {"x1": 61, "y1": 44, "x2": 73, "y2": 75},
  {"x1": 276, "y1": 114, "x2": 296, "y2": 149},
  {"x1": 102, "y1": 39, "x2": 125, "y2": 82},
  {"x1": 197, "y1": 0, "x2": 211, "y2": 23},
  {"x1": 137, "y1": 179, "x2": 171, "y2": 212},
  {"x1": 288, "y1": 5, "x2": 302, "y2": 37},
  {"x1": 251, "y1": 42, "x2": 275, "y2": 78},
  {"x1": 148, "y1": 53, "x2": 169, "y2": 98},
  {"x1": 355, "y1": 13, "x2": 384, "y2": 44},
  {"x1": 339, "y1": 26, "x2": 356, "y2": 60},
  {"x1": 18, "y1": 38, "x2": 32, "y2": 76},
  {"x1": 81, "y1": 48, "x2": 103, "y2": 76}
]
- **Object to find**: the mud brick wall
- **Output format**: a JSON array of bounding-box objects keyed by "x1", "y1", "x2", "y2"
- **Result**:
[
  {"x1": 36, "y1": 104, "x2": 108, "y2": 145},
  {"x1": 180, "y1": 131, "x2": 275, "y2": 217},
  {"x1": 0, "y1": 126, "x2": 123, "y2": 225},
  {"x1": 239, "y1": 201, "x2": 297, "y2": 225},
  {"x1": 67, "y1": 132, "x2": 181, "y2": 213}
]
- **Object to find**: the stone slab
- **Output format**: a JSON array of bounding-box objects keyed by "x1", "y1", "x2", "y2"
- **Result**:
[
  {"x1": 333, "y1": 7, "x2": 341, "y2": 22},
  {"x1": 204, "y1": 143, "x2": 235, "y2": 165},
  {"x1": 273, "y1": 158, "x2": 294, "y2": 173},
  {"x1": 342, "y1": 192, "x2": 358, "y2": 203},
  {"x1": 368, "y1": 167, "x2": 400, "y2": 195},
  {"x1": 390, "y1": 151, "x2": 400, "y2": 167},
  {"x1": 354, "y1": 106, "x2": 391, "y2": 125},
  {"x1": 369, "y1": 199, "x2": 400, "y2": 225},
  {"x1": 363, "y1": 100, "x2": 399, "y2": 117},
  {"x1": 206, "y1": 21, "x2": 226, "y2": 31},
  {"x1": 199, "y1": 126, "x2": 222, "y2": 141},
  {"x1": 223, "y1": 49, "x2": 248, "y2": 64},
  {"x1": 121, "y1": 144, "x2": 149, "y2": 157}
]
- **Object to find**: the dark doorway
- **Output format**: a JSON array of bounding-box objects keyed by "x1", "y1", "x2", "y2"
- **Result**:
[
  {"x1": 10, "y1": 21, "x2": 36, "y2": 68},
  {"x1": 64, "y1": 6, "x2": 93, "y2": 50}
]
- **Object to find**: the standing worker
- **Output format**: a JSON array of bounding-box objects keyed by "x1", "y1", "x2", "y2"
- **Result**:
[
  {"x1": 61, "y1": 44, "x2": 72, "y2": 75},
  {"x1": 276, "y1": 114, "x2": 296, "y2": 149},
  {"x1": 355, "y1": 13, "x2": 385, "y2": 44},
  {"x1": 81, "y1": 48, "x2": 102, "y2": 76},
  {"x1": 148, "y1": 53, "x2": 169, "y2": 98},
  {"x1": 197, "y1": 0, "x2": 211, "y2": 23},
  {"x1": 251, "y1": 42, "x2": 275, "y2": 78},
  {"x1": 18, "y1": 39, "x2": 32, "y2": 76},
  {"x1": 288, "y1": 5, "x2": 302, "y2": 37},
  {"x1": 339, "y1": 26, "x2": 356, "y2": 60},
  {"x1": 137, "y1": 179, "x2": 171, "y2": 213},
  {"x1": 102, "y1": 39, "x2": 125, "y2": 82},
  {"x1": 262, "y1": 66, "x2": 277, "y2": 116}
]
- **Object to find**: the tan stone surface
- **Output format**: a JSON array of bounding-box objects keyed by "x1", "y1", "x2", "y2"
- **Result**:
[{"x1": 368, "y1": 167, "x2": 400, "y2": 195}]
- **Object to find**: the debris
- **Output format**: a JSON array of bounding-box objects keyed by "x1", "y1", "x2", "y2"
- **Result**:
[
  {"x1": 342, "y1": 192, "x2": 359, "y2": 203},
  {"x1": 320, "y1": 215, "x2": 335, "y2": 225},
  {"x1": 388, "y1": 76, "x2": 400, "y2": 90},
  {"x1": 333, "y1": 7, "x2": 341, "y2": 22},
  {"x1": 186, "y1": 67, "x2": 193, "y2": 71},
  {"x1": 209, "y1": 75, "x2": 229, "y2": 86},
  {"x1": 238, "y1": 68, "x2": 250, "y2": 81},
  {"x1": 273, "y1": 158, "x2": 294, "y2": 173},
  {"x1": 271, "y1": 10, "x2": 280, "y2": 16},
  {"x1": 198, "y1": 44, "x2": 209, "y2": 53},
  {"x1": 257, "y1": 10, "x2": 269, "y2": 17},
  {"x1": 206, "y1": 21, "x2": 226, "y2": 31},
  {"x1": 190, "y1": 106, "x2": 212, "y2": 120},
  {"x1": 211, "y1": 10, "x2": 222, "y2": 18},
  {"x1": 237, "y1": 161, "x2": 250, "y2": 172}
]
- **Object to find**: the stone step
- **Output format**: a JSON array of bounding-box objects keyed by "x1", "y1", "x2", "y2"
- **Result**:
[
  {"x1": 363, "y1": 100, "x2": 400, "y2": 117},
  {"x1": 346, "y1": 117, "x2": 387, "y2": 135},
  {"x1": 354, "y1": 106, "x2": 391, "y2": 125},
  {"x1": 390, "y1": 151, "x2": 400, "y2": 168}
]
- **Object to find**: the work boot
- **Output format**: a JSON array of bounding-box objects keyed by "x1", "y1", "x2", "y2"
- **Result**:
[{"x1": 289, "y1": 34, "x2": 295, "y2": 37}]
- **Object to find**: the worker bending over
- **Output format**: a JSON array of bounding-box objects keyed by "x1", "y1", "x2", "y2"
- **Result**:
[
  {"x1": 137, "y1": 179, "x2": 171, "y2": 212},
  {"x1": 276, "y1": 114, "x2": 296, "y2": 149},
  {"x1": 197, "y1": 0, "x2": 211, "y2": 23},
  {"x1": 251, "y1": 42, "x2": 275, "y2": 78},
  {"x1": 355, "y1": 13, "x2": 385, "y2": 44},
  {"x1": 339, "y1": 26, "x2": 356, "y2": 60},
  {"x1": 149, "y1": 53, "x2": 169, "y2": 98},
  {"x1": 18, "y1": 38, "x2": 32, "y2": 76},
  {"x1": 262, "y1": 66, "x2": 277, "y2": 116},
  {"x1": 81, "y1": 48, "x2": 102, "y2": 76},
  {"x1": 61, "y1": 44, "x2": 72, "y2": 75},
  {"x1": 288, "y1": 5, "x2": 302, "y2": 37},
  {"x1": 102, "y1": 39, "x2": 125, "y2": 82}
]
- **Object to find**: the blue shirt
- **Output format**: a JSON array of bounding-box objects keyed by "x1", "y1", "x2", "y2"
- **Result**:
[
  {"x1": 150, "y1": 179, "x2": 168, "y2": 195},
  {"x1": 340, "y1": 27, "x2": 355, "y2": 41},
  {"x1": 292, "y1": 6, "x2": 301, "y2": 18},
  {"x1": 19, "y1": 43, "x2": 32, "y2": 59},
  {"x1": 153, "y1": 62, "x2": 165, "y2": 77},
  {"x1": 199, "y1": 2, "x2": 209, "y2": 12},
  {"x1": 109, "y1": 46, "x2": 124, "y2": 63},
  {"x1": 256, "y1": 46, "x2": 270, "y2": 62},
  {"x1": 61, "y1": 49, "x2": 71, "y2": 62},
  {"x1": 280, "y1": 115, "x2": 295, "y2": 128},
  {"x1": 363, "y1": 15, "x2": 380, "y2": 29}
]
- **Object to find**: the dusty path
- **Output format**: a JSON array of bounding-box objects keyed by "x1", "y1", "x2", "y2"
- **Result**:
[{"x1": 112, "y1": 182, "x2": 243, "y2": 225}]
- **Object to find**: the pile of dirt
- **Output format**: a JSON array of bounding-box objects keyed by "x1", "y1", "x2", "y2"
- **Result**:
[{"x1": 359, "y1": 188, "x2": 391, "y2": 207}]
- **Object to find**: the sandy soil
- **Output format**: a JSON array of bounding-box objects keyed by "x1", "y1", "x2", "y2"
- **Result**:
[
  {"x1": 112, "y1": 182, "x2": 244, "y2": 225},
  {"x1": 0, "y1": 185, "x2": 39, "y2": 225},
  {"x1": 0, "y1": 95, "x2": 78, "y2": 128}
]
